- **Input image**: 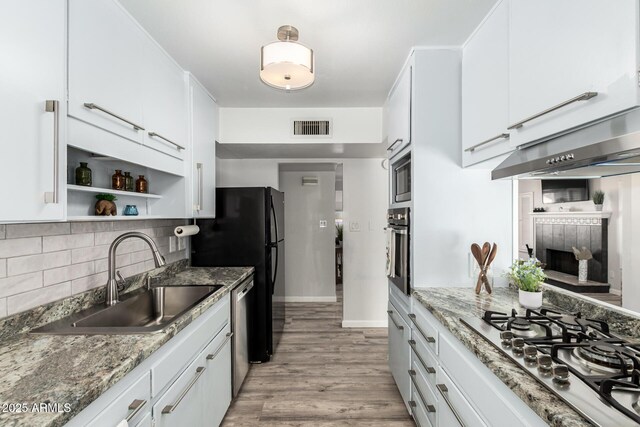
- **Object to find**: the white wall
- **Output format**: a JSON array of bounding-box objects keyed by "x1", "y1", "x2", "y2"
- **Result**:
[
  {"x1": 280, "y1": 170, "x2": 337, "y2": 302},
  {"x1": 217, "y1": 157, "x2": 389, "y2": 327},
  {"x1": 219, "y1": 108, "x2": 383, "y2": 144},
  {"x1": 517, "y1": 177, "x2": 627, "y2": 292}
]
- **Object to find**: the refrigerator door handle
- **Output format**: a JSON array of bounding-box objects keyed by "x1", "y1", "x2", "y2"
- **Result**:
[
  {"x1": 271, "y1": 244, "x2": 278, "y2": 295},
  {"x1": 270, "y1": 195, "x2": 279, "y2": 244}
]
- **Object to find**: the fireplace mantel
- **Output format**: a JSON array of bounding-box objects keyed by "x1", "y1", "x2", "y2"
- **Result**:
[{"x1": 531, "y1": 211, "x2": 611, "y2": 218}]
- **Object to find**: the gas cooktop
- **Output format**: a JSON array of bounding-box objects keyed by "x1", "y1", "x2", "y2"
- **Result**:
[{"x1": 461, "y1": 308, "x2": 640, "y2": 427}]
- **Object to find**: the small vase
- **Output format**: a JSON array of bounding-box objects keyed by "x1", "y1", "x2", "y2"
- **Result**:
[
  {"x1": 578, "y1": 259, "x2": 588, "y2": 283},
  {"x1": 112, "y1": 170, "x2": 125, "y2": 191},
  {"x1": 75, "y1": 162, "x2": 92, "y2": 186},
  {"x1": 136, "y1": 175, "x2": 148, "y2": 193},
  {"x1": 594, "y1": 204, "x2": 603, "y2": 211},
  {"x1": 519, "y1": 289, "x2": 543, "y2": 309},
  {"x1": 124, "y1": 172, "x2": 134, "y2": 192},
  {"x1": 123, "y1": 205, "x2": 138, "y2": 216}
]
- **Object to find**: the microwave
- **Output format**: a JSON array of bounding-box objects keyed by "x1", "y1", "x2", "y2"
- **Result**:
[{"x1": 391, "y1": 153, "x2": 411, "y2": 203}]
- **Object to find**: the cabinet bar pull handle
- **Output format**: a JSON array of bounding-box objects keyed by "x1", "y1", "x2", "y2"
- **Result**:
[
  {"x1": 408, "y1": 314, "x2": 436, "y2": 343},
  {"x1": 83, "y1": 102, "x2": 145, "y2": 131},
  {"x1": 195, "y1": 162, "x2": 204, "y2": 212},
  {"x1": 148, "y1": 131, "x2": 186, "y2": 150},
  {"x1": 125, "y1": 399, "x2": 147, "y2": 422},
  {"x1": 464, "y1": 133, "x2": 510, "y2": 153},
  {"x1": 386, "y1": 138, "x2": 403, "y2": 152},
  {"x1": 408, "y1": 339, "x2": 436, "y2": 374},
  {"x1": 206, "y1": 332, "x2": 233, "y2": 361},
  {"x1": 408, "y1": 370, "x2": 436, "y2": 413},
  {"x1": 507, "y1": 91, "x2": 598, "y2": 130},
  {"x1": 408, "y1": 401, "x2": 424, "y2": 427},
  {"x1": 162, "y1": 366, "x2": 206, "y2": 414},
  {"x1": 44, "y1": 100, "x2": 60, "y2": 204},
  {"x1": 437, "y1": 383, "x2": 466, "y2": 427},
  {"x1": 387, "y1": 310, "x2": 404, "y2": 330}
]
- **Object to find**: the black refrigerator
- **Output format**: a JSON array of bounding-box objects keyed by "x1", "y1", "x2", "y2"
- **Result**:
[{"x1": 191, "y1": 187, "x2": 285, "y2": 363}]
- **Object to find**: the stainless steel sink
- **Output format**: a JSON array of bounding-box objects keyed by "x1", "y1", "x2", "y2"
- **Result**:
[{"x1": 31, "y1": 285, "x2": 223, "y2": 335}]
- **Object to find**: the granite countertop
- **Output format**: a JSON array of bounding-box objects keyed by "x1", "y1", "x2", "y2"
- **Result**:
[
  {"x1": 412, "y1": 287, "x2": 592, "y2": 427},
  {"x1": 0, "y1": 262, "x2": 254, "y2": 427}
]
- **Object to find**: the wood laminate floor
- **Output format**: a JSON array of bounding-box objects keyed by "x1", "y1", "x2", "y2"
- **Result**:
[{"x1": 222, "y1": 285, "x2": 414, "y2": 426}]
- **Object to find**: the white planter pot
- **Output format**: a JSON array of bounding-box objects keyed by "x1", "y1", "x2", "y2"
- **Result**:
[
  {"x1": 578, "y1": 259, "x2": 588, "y2": 283},
  {"x1": 594, "y1": 204, "x2": 603, "y2": 211},
  {"x1": 519, "y1": 289, "x2": 543, "y2": 309}
]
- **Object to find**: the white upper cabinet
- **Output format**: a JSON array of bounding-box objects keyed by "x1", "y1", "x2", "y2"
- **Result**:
[
  {"x1": 387, "y1": 61, "x2": 412, "y2": 158},
  {"x1": 142, "y1": 46, "x2": 188, "y2": 160},
  {"x1": 508, "y1": 0, "x2": 640, "y2": 147},
  {"x1": 462, "y1": 0, "x2": 510, "y2": 167},
  {"x1": 189, "y1": 75, "x2": 218, "y2": 218},
  {"x1": 68, "y1": 0, "x2": 146, "y2": 144},
  {"x1": 0, "y1": 0, "x2": 66, "y2": 222}
]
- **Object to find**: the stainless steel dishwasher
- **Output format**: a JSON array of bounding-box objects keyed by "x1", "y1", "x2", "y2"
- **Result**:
[{"x1": 232, "y1": 276, "x2": 253, "y2": 397}]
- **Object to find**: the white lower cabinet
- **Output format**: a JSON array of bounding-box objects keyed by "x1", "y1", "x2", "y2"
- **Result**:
[
  {"x1": 388, "y1": 300, "x2": 411, "y2": 410},
  {"x1": 388, "y1": 296, "x2": 549, "y2": 427},
  {"x1": 66, "y1": 294, "x2": 232, "y2": 427}
]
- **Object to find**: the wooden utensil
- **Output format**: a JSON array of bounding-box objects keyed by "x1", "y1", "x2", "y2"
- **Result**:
[
  {"x1": 471, "y1": 244, "x2": 485, "y2": 293},
  {"x1": 482, "y1": 243, "x2": 498, "y2": 294}
]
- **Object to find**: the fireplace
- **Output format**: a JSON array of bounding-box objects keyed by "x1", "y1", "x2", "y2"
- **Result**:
[{"x1": 546, "y1": 249, "x2": 579, "y2": 276}]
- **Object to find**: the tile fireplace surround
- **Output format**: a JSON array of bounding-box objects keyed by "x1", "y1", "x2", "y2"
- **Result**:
[{"x1": 533, "y1": 212, "x2": 609, "y2": 284}]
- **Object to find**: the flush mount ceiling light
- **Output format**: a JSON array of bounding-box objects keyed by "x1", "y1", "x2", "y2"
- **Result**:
[{"x1": 260, "y1": 25, "x2": 314, "y2": 91}]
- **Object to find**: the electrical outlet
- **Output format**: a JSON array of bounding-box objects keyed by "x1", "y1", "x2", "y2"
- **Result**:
[
  {"x1": 178, "y1": 237, "x2": 186, "y2": 251},
  {"x1": 349, "y1": 221, "x2": 361, "y2": 232},
  {"x1": 319, "y1": 220, "x2": 327, "y2": 228},
  {"x1": 169, "y1": 236, "x2": 177, "y2": 253}
]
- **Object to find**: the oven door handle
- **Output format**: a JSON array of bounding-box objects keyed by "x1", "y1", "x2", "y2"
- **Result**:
[
  {"x1": 390, "y1": 228, "x2": 408, "y2": 235},
  {"x1": 387, "y1": 228, "x2": 396, "y2": 278}
]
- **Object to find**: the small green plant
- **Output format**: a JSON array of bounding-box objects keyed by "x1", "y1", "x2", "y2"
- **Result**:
[
  {"x1": 504, "y1": 259, "x2": 547, "y2": 292},
  {"x1": 95, "y1": 193, "x2": 117, "y2": 202},
  {"x1": 592, "y1": 190, "x2": 605, "y2": 205},
  {"x1": 335, "y1": 224, "x2": 343, "y2": 242}
]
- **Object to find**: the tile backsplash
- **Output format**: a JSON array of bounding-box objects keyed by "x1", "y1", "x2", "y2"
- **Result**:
[{"x1": 0, "y1": 219, "x2": 189, "y2": 319}]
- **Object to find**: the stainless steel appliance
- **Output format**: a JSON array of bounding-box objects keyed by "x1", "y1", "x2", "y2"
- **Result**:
[
  {"x1": 232, "y1": 276, "x2": 253, "y2": 397},
  {"x1": 493, "y1": 108, "x2": 640, "y2": 180},
  {"x1": 191, "y1": 187, "x2": 285, "y2": 363},
  {"x1": 386, "y1": 208, "x2": 410, "y2": 294},
  {"x1": 462, "y1": 308, "x2": 640, "y2": 426},
  {"x1": 391, "y1": 153, "x2": 411, "y2": 203}
]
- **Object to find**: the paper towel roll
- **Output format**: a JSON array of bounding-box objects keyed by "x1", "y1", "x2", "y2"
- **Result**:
[{"x1": 174, "y1": 225, "x2": 200, "y2": 237}]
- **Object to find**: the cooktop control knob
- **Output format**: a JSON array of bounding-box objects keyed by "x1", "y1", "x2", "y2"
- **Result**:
[
  {"x1": 512, "y1": 338, "x2": 525, "y2": 355},
  {"x1": 524, "y1": 345, "x2": 537, "y2": 362},
  {"x1": 537, "y1": 354, "x2": 552, "y2": 372},
  {"x1": 500, "y1": 331, "x2": 514, "y2": 346},
  {"x1": 553, "y1": 365, "x2": 570, "y2": 384}
]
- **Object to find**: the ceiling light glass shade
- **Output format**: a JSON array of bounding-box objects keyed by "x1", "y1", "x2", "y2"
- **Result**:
[{"x1": 260, "y1": 41, "x2": 314, "y2": 90}]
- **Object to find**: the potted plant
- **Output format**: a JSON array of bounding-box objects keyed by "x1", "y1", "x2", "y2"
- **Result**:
[
  {"x1": 505, "y1": 259, "x2": 547, "y2": 309},
  {"x1": 592, "y1": 190, "x2": 605, "y2": 211},
  {"x1": 95, "y1": 193, "x2": 117, "y2": 216}
]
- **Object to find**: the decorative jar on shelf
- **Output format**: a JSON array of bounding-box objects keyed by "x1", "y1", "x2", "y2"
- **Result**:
[
  {"x1": 75, "y1": 162, "x2": 92, "y2": 187},
  {"x1": 123, "y1": 205, "x2": 139, "y2": 216},
  {"x1": 136, "y1": 175, "x2": 148, "y2": 193},
  {"x1": 124, "y1": 172, "x2": 134, "y2": 192},
  {"x1": 112, "y1": 170, "x2": 125, "y2": 191}
]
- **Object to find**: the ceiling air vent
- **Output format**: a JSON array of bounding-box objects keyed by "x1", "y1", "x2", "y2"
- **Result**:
[{"x1": 292, "y1": 119, "x2": 332, "y2": 137}]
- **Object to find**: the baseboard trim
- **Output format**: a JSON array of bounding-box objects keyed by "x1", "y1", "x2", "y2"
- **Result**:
[
  {"x1": 610, "y1": 288, "x2": 622, "y2": 296},
  {"x1": 341, "y1": 320, "x2": 387, "y2": 328},
  {"x1": 273, "y1": 296, "x2": 337, "y2": 303}
]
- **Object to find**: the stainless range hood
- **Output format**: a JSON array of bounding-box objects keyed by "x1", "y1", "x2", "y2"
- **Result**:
[{"x1": 492, "y1": 108, "x2": 640, "y2": 180}]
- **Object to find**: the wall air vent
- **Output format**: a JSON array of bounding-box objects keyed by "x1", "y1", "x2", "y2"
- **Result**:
[{"x1": 292, "y1": 119, "x2": 332, "y2": 137}]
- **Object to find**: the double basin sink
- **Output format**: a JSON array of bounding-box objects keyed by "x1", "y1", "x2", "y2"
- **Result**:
[{"x1": 32, "y1": 285, "x2": 223, "y2": 335}]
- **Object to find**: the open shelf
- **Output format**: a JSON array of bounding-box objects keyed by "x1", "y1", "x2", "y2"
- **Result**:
[
  {"x1": 67, "y1": 184, "x2": 162, "y2": 199},
  {"x1": 67, "y1": 215, "x2": 163, "y2": 222}
]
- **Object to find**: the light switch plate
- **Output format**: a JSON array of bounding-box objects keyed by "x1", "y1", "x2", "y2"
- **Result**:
[
  {"x1": 319, "y1": 220, "x2": 328, "y2": 228},
  {"x1": 169, "y1": 236, "x2": 177, "y2": 253},
  {"x1": 349, "y1": 221, "x2": 361, "y2": 232},
  {"x1": 178, "y1": 237, "x2": 186, "y2": 251}
]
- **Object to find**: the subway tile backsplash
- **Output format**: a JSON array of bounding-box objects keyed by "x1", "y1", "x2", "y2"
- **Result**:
[{"x1": 0, "y1": 219, "x2": 189, "y2": 319}]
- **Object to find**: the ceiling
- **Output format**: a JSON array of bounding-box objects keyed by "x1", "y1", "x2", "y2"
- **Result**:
[{"x1": 120, "y1": 0, "x2": 496, "y2": 108}]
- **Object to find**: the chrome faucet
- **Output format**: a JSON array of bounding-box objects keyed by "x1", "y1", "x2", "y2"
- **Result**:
[{"x1": 105, "y1": 232, "x2": 166, "y2": 306}]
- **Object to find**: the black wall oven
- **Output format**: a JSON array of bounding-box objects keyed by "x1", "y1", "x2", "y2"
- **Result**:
[
  {"x1": 391, "y1": 153, "x2": 411, "y2": 203},
  {"x1": 386, "y1": 208, "x2": 410, "y2": 294}
]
